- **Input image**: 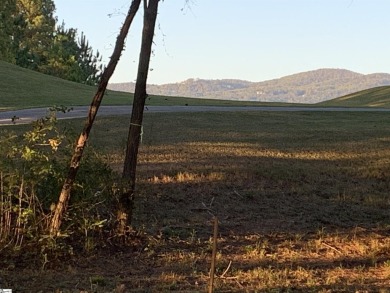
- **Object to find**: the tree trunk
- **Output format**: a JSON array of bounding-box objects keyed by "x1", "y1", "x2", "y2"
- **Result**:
[
  {"x1": 118, "y1": 0, "x2": 159, "y2": 234},
  {"x1": 49, "y1": 0, "x2": 141, "y2": 236}
]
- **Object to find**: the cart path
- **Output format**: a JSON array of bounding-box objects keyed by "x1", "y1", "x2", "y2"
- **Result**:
[{"x1": 0, "y1": 105, "x2": 389, "y2": 125}]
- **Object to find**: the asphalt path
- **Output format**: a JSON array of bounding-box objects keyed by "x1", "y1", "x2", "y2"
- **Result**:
[{"x1": 0, "y1": 105, "x2": 389, "y2": 125}]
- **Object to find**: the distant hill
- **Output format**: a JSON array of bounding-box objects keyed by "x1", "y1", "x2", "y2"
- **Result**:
[{"x1": 108, "y1": 69, "x2": 390, "y2": 104}]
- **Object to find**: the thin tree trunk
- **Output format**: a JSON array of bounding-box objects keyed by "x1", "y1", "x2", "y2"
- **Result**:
[
  {"x1": 118, "y1": 0, "x2": 159, "y2": 233},
  {"x1": 49, "y1": 0, "x2": 141, "y2": 236}
]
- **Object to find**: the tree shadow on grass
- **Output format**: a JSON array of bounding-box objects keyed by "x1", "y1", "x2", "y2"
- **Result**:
[
  {"x1": 134, "y1": 151, "x2": 390, "y2": 237},
  {"x1": 4, "y1": 111, "x2": 390, "y2": 292},
  {"x1": 124, "y1": 148, "x2": 390, "y2": 291}
]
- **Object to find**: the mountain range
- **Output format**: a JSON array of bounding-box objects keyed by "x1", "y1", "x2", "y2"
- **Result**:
[{"x1": 108, "y1": 68, "x2": 390, "y2": 104}]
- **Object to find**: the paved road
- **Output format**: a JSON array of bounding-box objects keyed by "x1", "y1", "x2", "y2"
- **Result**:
[{"x1": 0, "y1": 105, "x2": 389, "y2": 125}]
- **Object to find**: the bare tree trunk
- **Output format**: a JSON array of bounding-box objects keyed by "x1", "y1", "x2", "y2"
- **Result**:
[
  {"x1": 118, "y1": 0, "x2": 159, "y2": 233},
  {"x1": 49, "y1": 0, "x2": 141, "y2": 236}
]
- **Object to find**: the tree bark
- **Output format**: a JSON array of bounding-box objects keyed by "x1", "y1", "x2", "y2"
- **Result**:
[
  {"x1": 49, "y1": 0, "x2": 141, "y2": 236},
  {"x1": 118, "y1": 0, "x2": 159, "y2": 234}
]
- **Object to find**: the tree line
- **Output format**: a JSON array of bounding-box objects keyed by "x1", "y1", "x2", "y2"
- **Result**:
[{"x1": 0, "y1": 0, "x2": 102, "y2": 85}]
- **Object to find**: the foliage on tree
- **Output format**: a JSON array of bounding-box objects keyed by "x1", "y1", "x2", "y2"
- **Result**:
[
  {"x1": 0, "y1": 0, "x2": 102, "y2": 85},
  {"x1": 0, "y1": 0, "x2": 17, "y2": 62},
  {"x1": 76, "y1": 32, "x2": 103, "y2": 85},
  {"x1": 14, "y1": 0, "x2": 56, "y2": 69},
  {"x1": 39, "y1": 23, "x2": 102, "y2": 85}
]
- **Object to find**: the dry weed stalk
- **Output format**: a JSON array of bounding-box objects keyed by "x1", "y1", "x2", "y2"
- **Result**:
[{"x1": 208, "y1": 216, "x2": 218, "y2": 293}]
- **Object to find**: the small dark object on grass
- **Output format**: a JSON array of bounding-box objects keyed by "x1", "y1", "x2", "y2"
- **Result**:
[{"x1": 11, "y1": 115, "x2": 20, "y2": 124}]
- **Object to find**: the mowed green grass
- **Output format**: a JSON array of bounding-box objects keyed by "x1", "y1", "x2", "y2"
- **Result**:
[
  {"x1": 2, "y1": 65, "x2": 390, "y2": 290},
  {"x1": 0, "y1": 60, "x2": 132, "y2": 109},
  {"x1": 0, "y1": 60, "x2": 301, "y2": 110},
  {"x1": 318, "y1": 85, "x2": 390, "y2": 108},
  {"x1": 3, "y1": 61, "x2": 390, "y2": 290},
  {"x1": 59, "y1": 110, "x2": 390, "y2": 234},
  {"x1": 80, "y1": 111, "x2": 390, "y2": 291},
  {"x1": 4, "y1": 60, "x2": 390, "y2": 110},
  {"x1": 6, "y1": 110, "x2": 390, "y2": 291}
]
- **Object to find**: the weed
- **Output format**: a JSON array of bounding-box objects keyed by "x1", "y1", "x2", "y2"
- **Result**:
[{"x1": 0, "y1": 108, "x2": 117, "y2": 256}]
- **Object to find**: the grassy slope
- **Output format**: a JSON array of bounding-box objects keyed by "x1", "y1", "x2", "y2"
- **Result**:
[
  {"x1": 0, "y1": 61, "x2": 301, "y2": 110},
  {"x1": 2, "y1": 60, "x2": 390, "y2": 110},
  {"x1": 318, "y1": 85, "x2": 390, "y2": 108},
  {"x1": 0, "y1": 60, "x2": 134, "y2": 109}
]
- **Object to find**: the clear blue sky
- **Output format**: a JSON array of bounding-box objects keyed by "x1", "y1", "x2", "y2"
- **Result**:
[{"x1": 55, "y1": 0, "x2": 390, "y2": 84}]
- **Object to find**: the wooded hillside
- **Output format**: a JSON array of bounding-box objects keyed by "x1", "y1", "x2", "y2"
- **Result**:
[{"x1": 108, "y1": 68, "x2": 390, "y2": 103}]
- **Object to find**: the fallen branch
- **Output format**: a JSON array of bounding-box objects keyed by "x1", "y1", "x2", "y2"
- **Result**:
[
  {"x1": 219, "y1": 260, "x2": 232, "y2": 278},
  {"x1": 322, "y1": 241, "x2": 342, "y2": 254}
]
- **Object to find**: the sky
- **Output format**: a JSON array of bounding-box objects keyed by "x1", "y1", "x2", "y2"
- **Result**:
[{"x1": 54, "y1": 0, "x2": 390, "y2": 85}]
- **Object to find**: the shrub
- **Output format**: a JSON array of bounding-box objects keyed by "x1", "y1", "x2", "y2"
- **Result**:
[{"x1": 0, "y1": 107, "x2": 117, "y2": 255}]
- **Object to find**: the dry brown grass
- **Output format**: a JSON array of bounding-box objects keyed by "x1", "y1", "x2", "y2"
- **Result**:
[{"x1": 2, "y1": 110, "x2": 390, "y2": 292}]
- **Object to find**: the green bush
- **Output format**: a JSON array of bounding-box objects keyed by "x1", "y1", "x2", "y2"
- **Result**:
[{"x1": 0, "y1": 107, "x2": 117, "y2": 254}]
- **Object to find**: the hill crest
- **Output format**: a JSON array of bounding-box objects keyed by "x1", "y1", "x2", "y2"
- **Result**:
[{"x1": 108, "y1": 68, "x2": 390, "y2": 104}]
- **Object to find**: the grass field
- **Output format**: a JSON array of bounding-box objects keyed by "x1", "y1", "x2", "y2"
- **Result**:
[
  {"x1": 0, "y1": 60, "x2": 303, "y2": 110},
  {"x1": 318, "y1": 85, "x2": 390, "y2": 108},
  {"x1": 3, "y1": 60, "x2": 390, "y2": 110},
  {"x1": 3, "y1": 110, "x2": 390, "y2": 292},
  {"x1": 2, "y1": 62, "x2": 390, "y2": 291}
]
